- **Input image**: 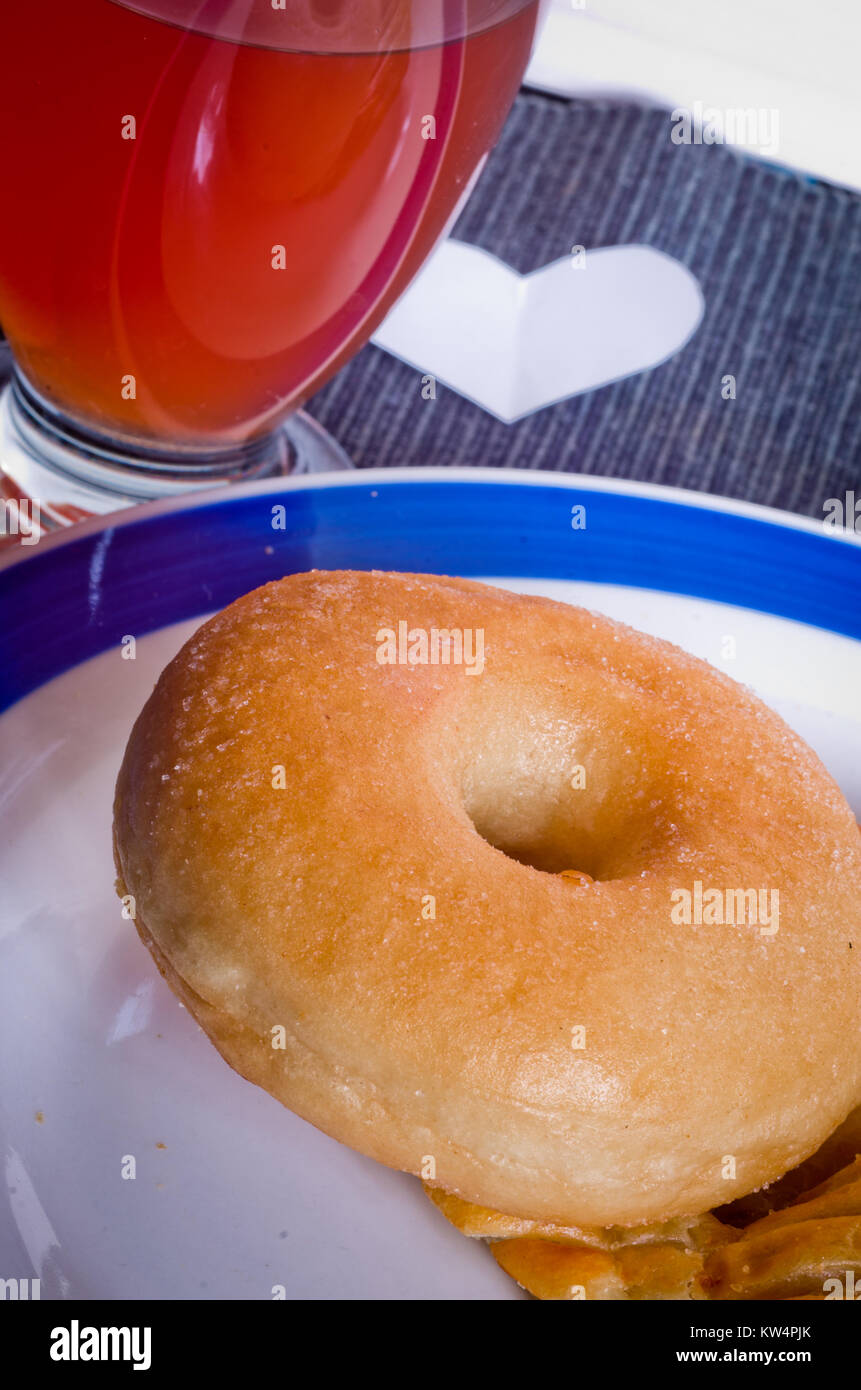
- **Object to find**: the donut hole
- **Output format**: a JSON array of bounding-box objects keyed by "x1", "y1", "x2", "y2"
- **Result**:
[
  {"x1": 457, "y1": 681, "x2": 675, "y2": 882},
  {"x1": 464, "y1": 759, "x2": 604, "y2": 877}
]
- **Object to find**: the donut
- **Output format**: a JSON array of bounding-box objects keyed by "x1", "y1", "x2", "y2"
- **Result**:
[{"x1": 113, "y1": 569, "x2": 861, "y2": 1229}]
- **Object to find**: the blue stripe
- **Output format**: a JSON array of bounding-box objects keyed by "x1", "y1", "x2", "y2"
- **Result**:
[{"x1": 1, "y1": 479, "x2": 858, "y2": 713}]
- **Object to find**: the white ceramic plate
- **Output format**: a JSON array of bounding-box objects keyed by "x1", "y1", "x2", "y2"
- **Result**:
[{"x1": 1, "y1": 469, "x2": 859, "y2": 1299}]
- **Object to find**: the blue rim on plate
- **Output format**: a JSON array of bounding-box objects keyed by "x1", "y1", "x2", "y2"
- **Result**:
[{"x1": 1, "y1": 468, "x2": 859, "y2": 715}]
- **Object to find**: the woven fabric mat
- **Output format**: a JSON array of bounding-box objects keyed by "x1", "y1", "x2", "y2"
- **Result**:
[{"x1": 307, "y1": 93, "x2": 861, "y2": 519}]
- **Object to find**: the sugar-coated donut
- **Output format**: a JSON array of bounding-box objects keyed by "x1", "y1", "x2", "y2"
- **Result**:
[{"x1": 113, "y1": 570, "x2": 861, "y2": 1228}]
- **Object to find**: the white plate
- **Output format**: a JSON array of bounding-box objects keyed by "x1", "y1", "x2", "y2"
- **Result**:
[{"x1": 1, "y1": 469, "x2": 859, "y2": 1298}]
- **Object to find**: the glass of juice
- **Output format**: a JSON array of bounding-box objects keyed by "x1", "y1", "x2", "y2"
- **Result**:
[{"x1": 0, "y1": 0, "x2": 542, "y2": 520}]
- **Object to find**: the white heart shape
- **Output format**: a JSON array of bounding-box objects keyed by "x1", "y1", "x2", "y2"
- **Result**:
[{"x1": 372, "y1": 240, "x2": 704, "y2": 422}]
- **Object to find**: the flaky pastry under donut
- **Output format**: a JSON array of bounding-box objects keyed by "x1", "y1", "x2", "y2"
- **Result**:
[
  {"x1": 425, "y1": 1129, "x2": 861, "y2": 1299},
  {"x1": 113, "y1": 570, "x2": 861, "y2": 1228}
]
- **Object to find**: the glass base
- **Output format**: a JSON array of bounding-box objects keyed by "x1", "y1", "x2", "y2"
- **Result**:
[{"x1": 0, "y1": 375, "x2": 352, "y2": 532}]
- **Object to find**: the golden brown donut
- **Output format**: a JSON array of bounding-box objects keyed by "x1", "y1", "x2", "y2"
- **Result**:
[{"x1": 113, "y1": 570, "x2": 861, "y2": 1228}]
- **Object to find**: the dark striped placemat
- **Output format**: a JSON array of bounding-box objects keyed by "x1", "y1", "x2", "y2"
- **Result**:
[{"x1": 308, "y1": 93, "x2": 861, "y2": 520}]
